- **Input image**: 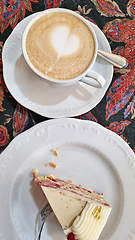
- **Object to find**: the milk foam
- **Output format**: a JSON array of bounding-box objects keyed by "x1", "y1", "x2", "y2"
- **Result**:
[{"x1": 51, "y1": 26, "x2": 79, "y2": 57}]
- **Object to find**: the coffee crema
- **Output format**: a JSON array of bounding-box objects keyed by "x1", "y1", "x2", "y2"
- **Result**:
[{"x1": 25, "y1": 12, "x2": 95, "y2": 80}]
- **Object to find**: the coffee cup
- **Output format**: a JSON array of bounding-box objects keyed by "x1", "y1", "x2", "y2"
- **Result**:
[{"x1": 22, "y1": 8, "x2": 105, "y2": 88}]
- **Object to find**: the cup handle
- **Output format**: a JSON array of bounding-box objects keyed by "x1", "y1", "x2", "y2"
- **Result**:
[{"x1": 80, "y1": 69, "x2": 106, "y2": 88}]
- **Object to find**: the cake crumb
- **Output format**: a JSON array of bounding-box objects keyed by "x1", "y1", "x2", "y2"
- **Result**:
[
  {"x1": 31, "y1": 169, "x2": 39, "y2": 177},
  {"x1": 45, "y1": 163, "x2": 49, "y2": 167},
  {"x1": 50, "y1": 148, "x2": 59, "y2": 156},
  {"x1": 49, "y1": 162, "x2": 58, "y2": 169},
  {"x1": 54, "y1": 150, "x2": 59, "y2": 156},
  {"x1": 50, "y1": 149, "x2": 55, "y2": 152},
  {"x1": 47, "y1": 174, "x2": 55, "y2": 179}
]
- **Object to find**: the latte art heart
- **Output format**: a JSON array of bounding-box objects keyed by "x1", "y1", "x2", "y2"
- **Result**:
[
  {"x1": 51, "y1": 26, "x2": 79, "y2": 57},
  {"x1": 26, "y1": 12, "x2": 95, "y2": 80}
]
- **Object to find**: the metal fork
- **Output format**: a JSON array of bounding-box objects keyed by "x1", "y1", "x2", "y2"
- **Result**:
[{"x1": 36, "y1": 202, "x2": 53, "y2": 240}]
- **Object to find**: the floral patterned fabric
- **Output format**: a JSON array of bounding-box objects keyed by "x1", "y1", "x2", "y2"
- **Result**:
[{"x1": 0, "y1": 0, "x2": 135, "y2": 153}]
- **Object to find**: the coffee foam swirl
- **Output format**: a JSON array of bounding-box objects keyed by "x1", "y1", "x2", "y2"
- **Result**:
[
  {"x1": 26, "y1": 12, "x2": 95, "y2": 80},
  {"x1": 51, "y1": 26, "x2": 79, "y2": 57}
]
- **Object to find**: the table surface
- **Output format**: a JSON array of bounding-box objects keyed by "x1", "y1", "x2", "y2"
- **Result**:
[{"x1": 0, "y1": 0, "x2": 135, "y2": 154}]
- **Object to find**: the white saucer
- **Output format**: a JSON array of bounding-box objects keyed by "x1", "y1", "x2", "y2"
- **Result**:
[{"x1": 2, "y1": 12, "x2": 113, "y2": 118}]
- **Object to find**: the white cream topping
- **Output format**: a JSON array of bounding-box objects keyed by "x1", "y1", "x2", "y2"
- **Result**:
[
  {"x1": 71, "y1": 202, "x2": 111, "y2": 240},
  {"x1": 51, "y1": 25, "x2": 79, "y2": 57}
]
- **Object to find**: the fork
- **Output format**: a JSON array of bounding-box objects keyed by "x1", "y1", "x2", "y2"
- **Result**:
[{"x1": 36, "y1": 202, "x2": 53, "y2": 240}]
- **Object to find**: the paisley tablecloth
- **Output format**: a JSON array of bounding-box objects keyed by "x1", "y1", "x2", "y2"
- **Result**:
[{"x1": 0, "y1": 0, "x2": 135, "y2": 153}]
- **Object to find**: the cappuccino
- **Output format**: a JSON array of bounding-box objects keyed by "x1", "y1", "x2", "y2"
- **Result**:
[{"x1": 25, "y1": 11, "x2": 95, "y2": 80}]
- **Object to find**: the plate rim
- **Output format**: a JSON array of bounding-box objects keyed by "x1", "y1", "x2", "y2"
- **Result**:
[{"x1": 0, "y1": 118, "x2": 134, "y2": 160}]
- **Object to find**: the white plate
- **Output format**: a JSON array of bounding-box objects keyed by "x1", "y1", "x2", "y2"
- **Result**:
[
  {"x1": 0, "y1": 118, "x2": 135, "y2": 240},
  {"x1": 2, "y1": 12, "x2": 113, "y2": 118}
]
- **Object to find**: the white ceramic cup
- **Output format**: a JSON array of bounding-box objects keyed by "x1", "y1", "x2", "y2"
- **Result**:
[{"x1": 22, "y1": 8, "x2": 105, "y2": 88}]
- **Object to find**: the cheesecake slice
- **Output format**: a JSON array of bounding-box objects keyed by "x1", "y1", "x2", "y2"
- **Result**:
[{"x1": 31, "y1": 169, "x2": 112, "y2": 240}]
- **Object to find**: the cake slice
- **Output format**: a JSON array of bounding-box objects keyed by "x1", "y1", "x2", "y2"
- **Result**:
[{"x1": 31, "y1": 169, "x2": 112, "y2": 240}]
